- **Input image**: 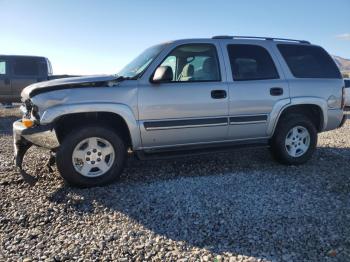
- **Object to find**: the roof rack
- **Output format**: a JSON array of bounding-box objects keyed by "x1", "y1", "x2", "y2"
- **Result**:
[{"x1": 212, "y1": 35, "x2": 310, "y2": 44}]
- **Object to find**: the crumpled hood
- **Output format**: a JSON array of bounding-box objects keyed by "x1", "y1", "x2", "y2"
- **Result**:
[{"x1": 21, "y1": 75, "x2": 119, "y2": 100}]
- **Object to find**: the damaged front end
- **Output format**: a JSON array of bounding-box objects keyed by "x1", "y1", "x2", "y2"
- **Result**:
[
  {"x1": 13, "y1": 100, "x2": 59, "y2": 181},
  {"x1": 13, "y1": 74, "x2": 124, "y2": 181}
]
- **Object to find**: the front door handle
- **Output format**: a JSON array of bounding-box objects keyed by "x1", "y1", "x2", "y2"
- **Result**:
[
  {"x1": 270, "y1": 87, "x2": 283, "y2": 96},
  {"x1": 211, "y1": 90, "x2": 227, "y2": 99}
]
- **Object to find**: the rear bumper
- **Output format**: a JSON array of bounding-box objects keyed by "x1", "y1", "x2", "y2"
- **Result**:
[{"x1": 13, "y1": 120, "x2": 59, "y2": 169}]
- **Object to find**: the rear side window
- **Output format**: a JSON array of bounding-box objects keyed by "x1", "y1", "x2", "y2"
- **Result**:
[
  {"x1": 13, "y1": 58, "x2": 40, "y2": 76},
  {"x1": 0, "y1": 60, "x2": 6, "y2": 75},
  {"x1": 227, "y1": 44, "x2": 279, "y2": 81},
  {"x1": 278, "y1": 44, "x2": 341, "y2": 79}
]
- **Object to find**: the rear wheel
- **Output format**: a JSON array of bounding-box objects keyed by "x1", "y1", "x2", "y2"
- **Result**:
[
  {"x1": 56, "y1": 126, "x2": 127, "y2": 187},
  {"x1": 270, "y1": 114, "x2": 317, "y2": 165}
]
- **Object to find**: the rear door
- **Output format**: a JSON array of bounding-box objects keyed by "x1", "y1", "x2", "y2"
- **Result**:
[
  {"x1": 220, "y1": 41, "x2": 289, "y2": 140},
  {"x1": 0, "y1": 57, "x2": 11, "y2": 102},
  {"x1": 11, "y1": 57, "x2": 45, "y2": 101}
]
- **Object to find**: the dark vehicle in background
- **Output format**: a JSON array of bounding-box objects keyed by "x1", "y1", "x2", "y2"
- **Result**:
[{"x1": 0, "y1": 55, "x2": 74, "y2": 103}]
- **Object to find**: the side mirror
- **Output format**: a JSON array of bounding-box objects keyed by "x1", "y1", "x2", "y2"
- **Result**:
[{"x1": 152, "y1": 66, "x2": 173, "y2": 83}]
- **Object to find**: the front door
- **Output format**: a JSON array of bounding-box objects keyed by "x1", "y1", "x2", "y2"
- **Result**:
[
  {"x1": 0, "y1": 57, "x2": 11, "y2": 102},
  {"x1": 138, "y1": 42, "x2": 229, "y2": 148}
]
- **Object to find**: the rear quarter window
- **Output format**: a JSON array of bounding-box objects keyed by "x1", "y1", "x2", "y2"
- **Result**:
[{"x1": 278, "y1": 44, "x2": 341, "y2": 79}]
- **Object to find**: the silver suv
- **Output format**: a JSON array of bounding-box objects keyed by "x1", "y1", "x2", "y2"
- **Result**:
[{"x1": 13, "y1": 36, "x2": 347, "y2": 187}]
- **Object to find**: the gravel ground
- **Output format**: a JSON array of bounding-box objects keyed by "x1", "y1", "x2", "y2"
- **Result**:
[{"x1": 1, "y1": 106, "x2": 350, "y2": 262}]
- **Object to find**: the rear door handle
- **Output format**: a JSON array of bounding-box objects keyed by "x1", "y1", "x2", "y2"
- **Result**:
[
  {"x1": 270, "y1": 87, "x2": 283, "y2": 96},
  {"x1": 211, "y1": 90, "x2": 227, "y2": 99}
]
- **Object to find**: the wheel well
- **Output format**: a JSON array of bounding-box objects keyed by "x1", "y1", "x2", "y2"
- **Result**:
[
  {"x1": 54, "y1": 112, "x2": 132, "y2": 148},
  {"x1": 278, "y1": 104, "x2": 324, "y2": 132}
]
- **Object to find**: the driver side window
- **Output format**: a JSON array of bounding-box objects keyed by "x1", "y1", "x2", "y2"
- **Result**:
[{"x1": 159, "y1": 44, "x2": 221, "y2": 82}]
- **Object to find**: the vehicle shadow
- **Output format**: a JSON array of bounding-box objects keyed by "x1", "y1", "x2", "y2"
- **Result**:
[{"x1": 48, "y1": 146, "x2": 350, "y2": 260}]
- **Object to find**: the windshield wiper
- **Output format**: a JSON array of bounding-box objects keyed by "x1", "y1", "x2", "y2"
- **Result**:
[
  {"x1": 115, "y1": 75, "x2": 138, "y2": 81},
  {"x1": 115, "y1": 75, "x2": 130, "y2": 81}
]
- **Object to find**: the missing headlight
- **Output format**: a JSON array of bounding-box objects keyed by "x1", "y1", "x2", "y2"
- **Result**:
[{"x1": 23, "y1": 99, "x2": 40, "y2": 121}]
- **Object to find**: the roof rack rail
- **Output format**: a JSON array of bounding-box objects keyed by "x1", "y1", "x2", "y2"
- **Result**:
[
  {"x1": 212, "y1": 35, "x2": 233, "y2": 39},
  {"x1": 212, "y1": 35, "x2": 310, "y2": 44}
]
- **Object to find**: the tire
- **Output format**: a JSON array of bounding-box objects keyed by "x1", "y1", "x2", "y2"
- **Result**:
[
  {"x1": 270, "y1": 113, "x2": 317, "y2": 165},
  {"x1": 56, "y1": 125, "x2": 127, "y2": 187}
]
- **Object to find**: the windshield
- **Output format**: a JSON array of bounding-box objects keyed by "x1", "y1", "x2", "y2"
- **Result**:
[{"x1": 117, "y1": 43, "x2": 168, "y2": 79}]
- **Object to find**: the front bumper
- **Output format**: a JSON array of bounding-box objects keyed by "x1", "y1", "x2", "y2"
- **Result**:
[{"x1": 13, "y1": 120, "x2": 59, "y2": 170}]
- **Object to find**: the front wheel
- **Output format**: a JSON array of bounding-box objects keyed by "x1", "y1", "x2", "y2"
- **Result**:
[
  {"x1": 270, "y1": 114, "x2": 317, "y2": 165},
  {"x1": 56, "y1": 126, "x2": 127, "y2": 187}
]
